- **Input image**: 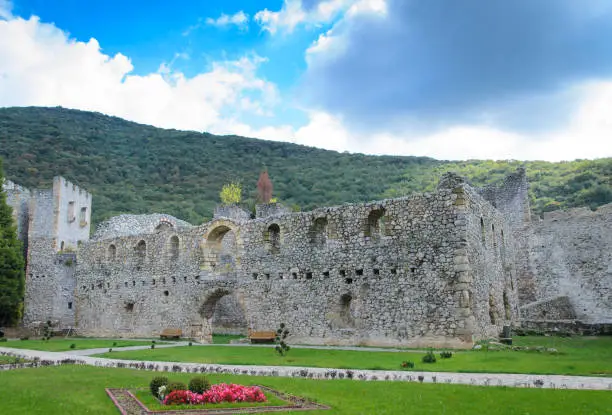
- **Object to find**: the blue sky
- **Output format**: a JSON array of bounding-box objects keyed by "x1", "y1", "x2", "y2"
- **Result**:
[{"x1": 1, "y1": 0, "x2": 611, "y2": 160}]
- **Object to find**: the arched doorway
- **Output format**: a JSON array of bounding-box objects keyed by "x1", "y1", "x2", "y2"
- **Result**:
[
  {"x1": 197, "y1": 288, "x2": 248, "y2": 337},
  {"x1": 202, "y1": 222, "x2": 240, "y2": 273}
]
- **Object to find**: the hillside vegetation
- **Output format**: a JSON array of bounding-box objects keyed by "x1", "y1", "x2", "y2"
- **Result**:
[{"x1": 0, "y1": 107, "x2": 610, "y2": 226}]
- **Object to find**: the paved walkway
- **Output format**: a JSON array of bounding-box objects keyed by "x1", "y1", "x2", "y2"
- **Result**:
[
  {"x1": 73, "y1": 342, "x2": 431, "y2": 356},
  {"x1": 1, "y1": 346, "x2": 611, "y2": 391}
]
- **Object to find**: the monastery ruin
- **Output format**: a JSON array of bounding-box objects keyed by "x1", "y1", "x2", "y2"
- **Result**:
[{"x1": 3, "y1": 169, "x2": 611, "y2": 348}]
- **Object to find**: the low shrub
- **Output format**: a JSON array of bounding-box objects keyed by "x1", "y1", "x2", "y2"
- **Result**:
[
  {"x1": 0, "y1": 338, "x2": 7, "y2": 343},
  {"x1": 400, "y1": 361, "x2": 414, "y2": 369},
  {"x1": 166, "y1": 381, "x2": 187, "y2": 395},
  {"x1": 151, "y1": 344, "x2": 155, "y2": 350},
  {"x1": 440, "y1": 351, "x2": 453, "y2": 359},
  {"x1": 108, "y1": 348, "x2": 112, "y2": 353},
  {"x1": 422, "y1": 350, "x2": 437, "y2": 364},
  {"x1": 69, "y1": 343, "x2": 76, "y2": 349},
  {"x1": 112, "y1": 342, "x2": 117, "y2": 347},
  {"x1": 20, "y1": 337, "x2": 29, "y2": 341},
  {"x1": 150, "y1": 376, "x2": 169, "y2": 398},
  {"x1": 188, "y1": 341, "x2": 193, "y2": 346},
  {"x1": 188, "y1": 376, "x2": 211, "y2": 394}
]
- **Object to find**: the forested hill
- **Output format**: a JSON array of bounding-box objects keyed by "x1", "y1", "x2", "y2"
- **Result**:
[{"x1": 0, "y1": 106, "x2": 610, "y2": 226}]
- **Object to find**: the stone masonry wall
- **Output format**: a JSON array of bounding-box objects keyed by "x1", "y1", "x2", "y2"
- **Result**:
[
  {"x1": 524, "y1": 204, "x2": 612, "y2": 323},
  {"x1": 73, "y1": 186, "x2": 516, "y2": 348}
]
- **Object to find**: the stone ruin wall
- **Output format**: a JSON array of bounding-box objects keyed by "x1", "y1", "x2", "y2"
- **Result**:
[
  {"x1": 75, "y1": 186, "x2": 513, "y2": 348},
  {"x1": 524, "y1": 204, "x2": 612, "y2": 324},
  {"x1": 460, "y1": 185, "x2": 520, "y2": 340}
]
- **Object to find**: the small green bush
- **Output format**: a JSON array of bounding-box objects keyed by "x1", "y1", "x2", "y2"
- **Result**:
[
  {"x1": 165, "y1": 382, "x2": 187, "y2": 395},
  {"x1": 440, "y1": 351, "x2": 453, "y2": 359},
  {"x1": 188, "y1": 341, "x2": 193, "y2": 346},
  {"x1": 19, "y1": 337, "x2": 29, "y2": 341},
  {"x1": 0, "y1": 338, "x2": 7, "y2": 343},
  {"x1": 151, "y1": 344, "x2": 155, "y2": 349},
  {"x1": 188, "y1": 376, "x2": 211, "y2": 394},
  {"x1": 69, "y1": 343, "x2": 76, "y2": 349},
  {"x1": 108, "y1": 348, "x2": 112, "y2": 353},
  {"x1": 112, "y1": 342, "x2": 117, "y2": 347},
  {"x1": 400, "y1": 360, "x2": 414, "y2": 369},
  {"x1": 422, "y1": 350, "x2": 437, "y2": 364},
  {"x1": 149, "y1": 376, "x2": 169, "y2": 398}
]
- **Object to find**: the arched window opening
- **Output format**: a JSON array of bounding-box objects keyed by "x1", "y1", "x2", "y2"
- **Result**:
[
  {"x1": 364, "y1": 208, "x2": 385, "y2": 238},
  {"x1": 135, "y1": 240, "x2": 146, "y2": 268},
  {"x1": 309, "y1": 217, "x2": 328, "y2": 247},
  {"x1": 202, "y1": 225, "x2": 237, "y2": 273},
  {"x1": 265, "y1": 224, "x2": 281, "y2": 254},
  {"x1": 169, "y1": 236, "x2": 179, "y2": 261},
  {"x1": 108, "y1": 244, "x2": 117, "y2": 261}
]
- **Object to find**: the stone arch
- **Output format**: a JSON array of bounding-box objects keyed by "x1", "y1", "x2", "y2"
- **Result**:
[
  {"x1": 169, "y1": 236, "x2": 179, "y2": 261},
  {"x1": 202, "y1": 220, "x2": 241, "y2": 272},
  {"x1": 339, "y1": 293, "x2": 355, "y2": 327},
  {"x1": 309, "y1": 217, "x2": 328, "y2": 247},
  {"x1": 264, "y1": 223, "x2": 281, "y2": 254},
  {"x1": 108, "y1": 244, "x2": 117, "y2": 261},
  {"x1": 364, "y1": 208, "x2": 385, "y2": 238},
  {"x1": 155, "y1": 219, "x2": 174, "y2": 232},
  {"x1": 198, "y1": 288, "x2": 247, "y2": 335}
]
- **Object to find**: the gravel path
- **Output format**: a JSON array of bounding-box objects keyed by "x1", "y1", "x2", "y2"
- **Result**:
[{"x1": 2, "y1": 346, "x2": 612, "y2": 391}]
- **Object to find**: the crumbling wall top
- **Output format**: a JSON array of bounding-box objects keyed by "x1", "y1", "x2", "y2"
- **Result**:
[{"x1": 93, "y1": 213, "x2": 194, "y2": 240}]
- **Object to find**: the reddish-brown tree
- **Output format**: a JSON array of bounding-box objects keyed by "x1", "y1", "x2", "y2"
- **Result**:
[{"x1": 257, "y1": 170, "x2": 273, "y2": 203}]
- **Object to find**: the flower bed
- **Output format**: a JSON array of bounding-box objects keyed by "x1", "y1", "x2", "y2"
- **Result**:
[{"x1": 163, "y1": 384, "x2": 267, "y2": 406}]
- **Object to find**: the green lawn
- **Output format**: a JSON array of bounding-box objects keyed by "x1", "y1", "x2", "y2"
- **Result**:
[
  {"x1": 212, "y1": 334, "x2": 245, "y2": 344},
  {"x1": 0, "y1": 365, "x2": 610, "y2": 414},
  {"x1": 94, "y1": 336, "x2": 612, "y2": 377},
  {"x1": 0, "y1": 338, "x2": 165, "y2": 352}
]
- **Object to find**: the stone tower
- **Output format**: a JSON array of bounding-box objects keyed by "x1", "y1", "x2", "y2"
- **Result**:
[{"x1": 22, "y1": 177, "x2": 92, "y2": 328}]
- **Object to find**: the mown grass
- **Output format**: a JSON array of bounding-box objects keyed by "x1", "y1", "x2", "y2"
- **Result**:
[
  {"x1": 0, "y1": 365, "x2": 610, "y2": 415},
  {"x1": 0, "y1": 338, "x2": 165, "y2": 352},
  {"x1": 95, "y1": 336, "x2": 612, "y2": 377},
  {"x1": 212, "y1": 334, "x2": 245, "y2": 344},
  {"x1": 134, "y1": 388, "x2": 287, "y2": 411}
]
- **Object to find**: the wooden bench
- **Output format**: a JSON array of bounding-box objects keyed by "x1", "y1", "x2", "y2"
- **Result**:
[
  {"x1": 249, "y1": 330, "x2": 276, "y2": 344},
  {"x1": 160, "y1": 328, "x2": 182, "y2": 340}
]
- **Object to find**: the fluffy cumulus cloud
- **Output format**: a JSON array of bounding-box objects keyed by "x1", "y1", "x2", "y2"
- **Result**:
[
  {"x1": 255, "y1": 0, "x2": 354, "y2": 34},
  {"x1": 205, "y1": 11, "x2": 249, "y2": 30},
  {"x1": 0, "y1": 15, "x2": 279, "y2": 134},
  {"x1": 303, "y1": 0, "x2": 612, "y2": 133}
]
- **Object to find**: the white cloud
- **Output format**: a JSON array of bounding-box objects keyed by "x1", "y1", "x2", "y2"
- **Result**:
[
  {"x1": 271, "y1": 80, "x2": 612, "y2": 161},
  {"x1": 255, "y1": 0, "x2": 359, "y2": 34},
  {"x1": 0, "y1": 0, "x2": 12, "y2": 20},
  {"x1": 0, "y1": 16, "x2": 278, "y2": 134},
  {"x1": 205, "y1": 11, "x2": 249, "y2": 30}
]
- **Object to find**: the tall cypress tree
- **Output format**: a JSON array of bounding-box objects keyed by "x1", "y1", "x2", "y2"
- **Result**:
[{"x1": 0, "y1": 158, "x2": 25, "y2": 326}]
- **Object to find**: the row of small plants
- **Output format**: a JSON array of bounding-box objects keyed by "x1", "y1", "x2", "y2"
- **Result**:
[
  {"x1": 150, "y1": 376, "x2": 266, "y2": 406},
  {"x1": 401, "y1": 350, "x2": 453, "y2": 368}
]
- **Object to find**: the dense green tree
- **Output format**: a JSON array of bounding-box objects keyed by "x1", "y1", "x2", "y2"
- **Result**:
[{"x1": 0, "y1": 158, "x2": 25, "y2": 326}]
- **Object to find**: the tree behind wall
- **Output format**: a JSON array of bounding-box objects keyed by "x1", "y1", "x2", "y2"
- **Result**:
[
  {"x1": 257, "y1": 170, "x2": 273, "y2": 204},
  {"x1": 0, "y1": 158, "x2": 25, "y2": 326}
]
